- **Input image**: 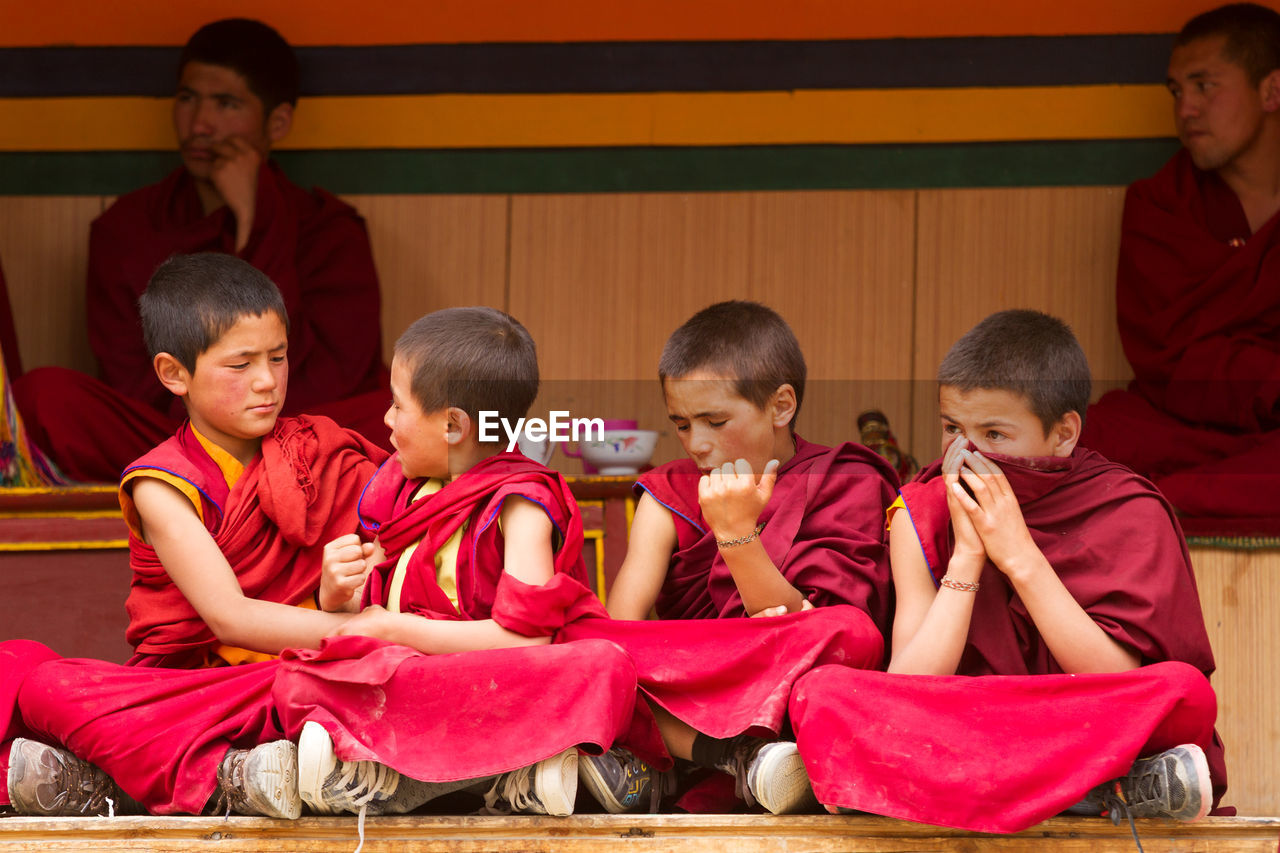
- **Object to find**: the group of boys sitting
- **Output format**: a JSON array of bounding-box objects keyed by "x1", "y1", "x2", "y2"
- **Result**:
[{"x1": 0, "y1": 252, "x2": 1224, "y2": 835}]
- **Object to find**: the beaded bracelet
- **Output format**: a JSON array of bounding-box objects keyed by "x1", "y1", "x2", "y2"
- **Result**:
[
  {"x1": 716, "y1": 523, "x2": 766, "y2": 549},
  {"x1": 940, "y1": 575, "x2": 980, "y2": 592}
]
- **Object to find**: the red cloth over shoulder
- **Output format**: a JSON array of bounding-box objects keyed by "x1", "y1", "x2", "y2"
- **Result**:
[
  {"x1": 358, "y1": 452, "x2": 601, "y2": 634},
  {"x1": 898, "y1": 446, "x2": 1214, "y2": 677},
  {"x1": 1117, "y1": 149, "x2": 1280, "y2": 432},
  {"x1": 636, "y1": 435, "x2": 897, "y2": 631},
  {"x1": 123, "y1": 415, "x2": 385, "y2": 664}
]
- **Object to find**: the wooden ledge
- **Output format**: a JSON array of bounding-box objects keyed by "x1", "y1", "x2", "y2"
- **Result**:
[{"x1": 1, "y1": 814, "x2": 1277, "y2": 852}]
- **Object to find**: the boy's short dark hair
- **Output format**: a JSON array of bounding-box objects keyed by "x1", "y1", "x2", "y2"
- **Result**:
[
  {"x1": 938, "y1": 309, "x2": 1091, "y2": 435},
  {"x1": 1175, "y1": 3, "x2": 1280, "y2": 84},
  {"x1": 395, "y1": 307, "x2": 539, "y2": 432},
  {"x1": 658, "y1": 300, "x2": 806, "y2": 427},
  {"x1": 179, "y1": 18, "x2": 300, "y2": 110},
  {"x1": 140, "y1": 253, "x2": 288, "y2": 374}
]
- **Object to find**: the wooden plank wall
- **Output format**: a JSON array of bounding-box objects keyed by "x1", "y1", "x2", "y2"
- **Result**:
[{"x1": 0, "y1": 186, "x2": 1121, "y2": 467}]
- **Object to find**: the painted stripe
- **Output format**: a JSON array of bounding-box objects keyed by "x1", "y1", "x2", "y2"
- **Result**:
[
  {"x1": 0, "y1": 36, "x2": 1174, "y2": 97},
  {"x1": 0, "y1": 86, "x2": 1175, "y2": 152},
  {"x1": 0, "y1": 141, "x2": 1181, "y2": 196},
  {"x1": 2, "y1": 0, "x2": 1264, "y2": 45}
]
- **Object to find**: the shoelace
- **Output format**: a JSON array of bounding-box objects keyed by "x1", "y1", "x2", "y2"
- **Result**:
[
  {"x1": 50, "y1": 751, "x2": 117, "y2": 816},
  {"x1": 325, "y1": 760, "x2": 398, "y2": 811},
  {"x1": 718, "y1": 737, "x2": 762, "y2": 809},
  {"x1": 213, "y1": 752, "x2": 248, "y2": 818},
  {"x1": 1098, "y1": 782, "x2": 1146, "y2": 853},
  {"x1": 481, "y1": 766, "x2": 537, "y2": 815}
]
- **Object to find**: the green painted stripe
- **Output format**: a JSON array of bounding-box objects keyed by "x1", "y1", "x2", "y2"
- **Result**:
[{"x1": 0, "y1": 141, "x2": 1180, "y2": 195}]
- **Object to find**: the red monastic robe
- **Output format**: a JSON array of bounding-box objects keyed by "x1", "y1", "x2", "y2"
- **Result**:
[
  {"x1": 556, "y1": 436, "x2": 896, "y2": 804},
  {"x1": 12, "y1": 161, "x2": 391, "y2": 482},
  {"x1": 1082, "y1": 149, "x2": 1280, "y2": 533},
  {"x1": 636, "y1": 435, "x2": 898, "y2": 631},
  {"x1": 271, "y1": 452, "x2": 655, "y2": 783},
  {"x1": 10, "y1": 452, "x2": 646, "y2": 813},
  {"x1": 123, "y1": 416, "x2": 386, "y2": 667},
  {"x1": 790, "y1": 448, "x2": 1227, "y2": 832}
]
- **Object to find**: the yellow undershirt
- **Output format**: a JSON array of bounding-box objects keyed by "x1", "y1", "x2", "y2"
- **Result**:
[{"x1": 387, "y1": 479, "x2": 463, "y2": 613}]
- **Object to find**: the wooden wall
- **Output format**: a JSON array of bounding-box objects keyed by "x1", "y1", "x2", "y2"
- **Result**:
[{"x1": 0, "y1": 186, "x2": 1129, "y2": 470}]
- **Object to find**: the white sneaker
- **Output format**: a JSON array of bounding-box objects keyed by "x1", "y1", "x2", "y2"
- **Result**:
[
  {"x1": 482, "y1": 748, "x2": 578, "y2": 816},
  {"x1": 216, "y1": 740, "x2": 301, "y2": 819},
  {"x1": 297, "y1": 720, "x2": 440, "y2": 816},
  {"x1": 744, "y1": 741, "x2": 818, "y2": 815}
]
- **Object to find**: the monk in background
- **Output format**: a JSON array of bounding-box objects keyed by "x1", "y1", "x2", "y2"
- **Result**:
[
  {"x1": 1083, "y1": 3, "x2": 1280, "y2": 533},
  {"x1": 15, "y1": 18, "x2": 390, "y2": 482}
]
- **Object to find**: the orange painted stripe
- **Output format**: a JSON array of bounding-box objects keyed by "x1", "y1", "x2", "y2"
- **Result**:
[
  {"x1": 8, "y1": 0, "x2": 1280, "y2": 46},
  {"x1": 0, "y1": 87, "x2": 1174, "y2": 151}
]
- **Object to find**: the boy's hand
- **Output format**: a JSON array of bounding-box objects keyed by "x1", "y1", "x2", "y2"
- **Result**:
[
  {"x1": 698, "y1": 458, "x2": 779, "y2": 541},
  {"x1": 950, "y1": 449, "x2": 1039, "y2": 580},
  {"x1": 750, "y1": 599, "x2": 814, "y2": 618},
  {"x1": 333, "y1": 604, "x2": 397, "y2": 640},
  {"x1": 208, "y1": 136, "x2": 262, "y2": 251},
  {"x1": 942, "y1": 439, "x2": 986, "y2": 573},
  {"x1": 320, "y1": 533, "x2": 374, "y2": 612}
]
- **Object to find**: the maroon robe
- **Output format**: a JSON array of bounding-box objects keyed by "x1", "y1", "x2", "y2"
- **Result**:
[
  {"x1": 1082, "y1": 148, "x2": 1280, "y2": 532},
  {"x1": 12, "y1": 161, "x2": 390, "y2": 482},
  {"x1": 790, "y1": 447, "x2": 1227, "y2": 832},
  {"x1": 636, "y1": 434, "x2": 898, "y2": 633}
]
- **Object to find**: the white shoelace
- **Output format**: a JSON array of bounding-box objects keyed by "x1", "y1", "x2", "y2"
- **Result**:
[
  {"x1": 481, "y1": 766, "x2": 535, "y2": 815},
  {"x1": 326, "y1": 760, "x2": 398, "y2": 811}
]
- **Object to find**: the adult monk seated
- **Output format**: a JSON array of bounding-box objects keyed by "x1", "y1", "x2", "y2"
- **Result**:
[
  {"x1": 14, "y1": 18, "x2": 390, "y2": 482},
  {"x1": 1082, "y1": 3, "x2": 1280, "y2": 533}
]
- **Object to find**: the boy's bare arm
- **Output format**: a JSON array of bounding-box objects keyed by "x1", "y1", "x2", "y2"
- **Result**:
[
  {"x1": 699, "y1": 459, "x2": 805, "y2": 615},
  {"x1": 888, "y1": 438, "x2": 985, "y2": 673},
  {"x1": 132, "y1": 477, "x2": 354, "y2": 653},
  {"x1": 334, "y1": 495, "x2": 555, "y2": 654},
  {"x1": 606, "y1": 493, "x2": 678, "y2": 619},
  {"x1": 953, "y1": 449, "x2": 1141, "y2": 673}
]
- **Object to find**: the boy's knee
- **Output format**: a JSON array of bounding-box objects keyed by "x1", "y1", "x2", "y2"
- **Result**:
[{"x1": 1150, "y1": 661, "x2": 1216, "y2": 717}]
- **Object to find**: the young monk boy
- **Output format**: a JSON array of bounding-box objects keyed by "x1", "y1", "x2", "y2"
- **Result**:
[
  {"x1": 6, "y1": 302, "x2": 640, "y2": 820},
  {"x1": 790, "y1": 310, "x2": 1225, "y2": 833},
  {"x1": 564, "y1": 300, "x2": 897, "y2": 814},
  {"x1": 4, "y1": 252, "x2": 384, "y2": 817},
  {"x1": 272, "y1": 306, "x2": 645, "y2": 818}
]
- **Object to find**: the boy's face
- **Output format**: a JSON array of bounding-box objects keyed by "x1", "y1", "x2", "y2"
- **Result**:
[
  {"x1": 173, "y1": 62, "x2": 274, "y2": 181},
  {"x1": 938, "y1": 385, "x2": 1074, "y2": 459},
  {"x1": 182, "y1": 311, "x2": 288, "y2": 453},
  {"x1": 1167, "y1": 35, "x2": 1275, "y2": 173},
  {"x1": 663, "y1": 368, "x2": 786, "y2": 474},
  {"x1": 385, "y1": 356, "x2": 451, "y2": 480}
]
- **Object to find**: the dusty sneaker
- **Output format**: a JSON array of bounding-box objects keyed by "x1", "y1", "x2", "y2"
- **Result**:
[
  {"x1": 8, "y1": 738, "x2": 141, "y2": 816},
  {"x1": 482, "y1": 748, "x2": 578, "y2": 816},
  {"x1": 297, "y1": 720, "x2": 459, "y2": 816},
  {"x1": 579, "y1": 748, "x2": 664, "y2": 814},
  {"x1": 216, "y1": 740, "x2": 301, "y2": 819},
  {"x1": 1088, "y1": 744, "x2": 1212, "y2": 823},
  {"x1": 727, "y1": 739, "x2": 818, "y2": 815}
]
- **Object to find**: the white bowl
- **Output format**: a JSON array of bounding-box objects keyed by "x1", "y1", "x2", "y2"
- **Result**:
[{"x1": 578, "y1": 429, "x2": 659, "y2": 475}]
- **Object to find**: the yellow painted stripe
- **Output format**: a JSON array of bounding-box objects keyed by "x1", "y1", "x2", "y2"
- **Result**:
[
  {"x1": 0, "y1": 540, "x2": 129, "y2": 552},
  {"x1": 0, "y1": 86, "x2": 1173, "y2": 151}
]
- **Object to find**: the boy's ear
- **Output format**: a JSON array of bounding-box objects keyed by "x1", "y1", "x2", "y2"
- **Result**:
[
  {"x1": 770, "y1": 384, "x2": 798, "y2": 429},
  {"x1": 1049, "y1": 411, "x2": 1082, "y2": 457},
  {"x1": 445, "y1": 407, "x2": 472, "y2": 445},
  {"x1": 266, "y1": 102, "x2": 293, "y2": 146},
  {"x1": 1262, "y1": 68, "x2": 1280, "y2": 112},
  {"x1": 153, "y1": 353, "x2": 192, "y2": 397}
]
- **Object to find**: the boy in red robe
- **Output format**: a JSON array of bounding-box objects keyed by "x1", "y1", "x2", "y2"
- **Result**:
[
  {"x1": 13, "y1": 18, "x2": 389, "y2": 482},
  {"x1": 569, "y1": 301, "x2": 896, "y2": 815},
  {"x1": 790, "y1": 310, "x2": 1224, "y2": 834},
  {"x1": 1082, "y1": 4, "x2": 1280, "y2": 531},
  {"x1": 273, "y1": 307, "x2": 648, "y2": 818},
  {"x1": 3, "y1": 252, "x2": 385, "y2": 817}
]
